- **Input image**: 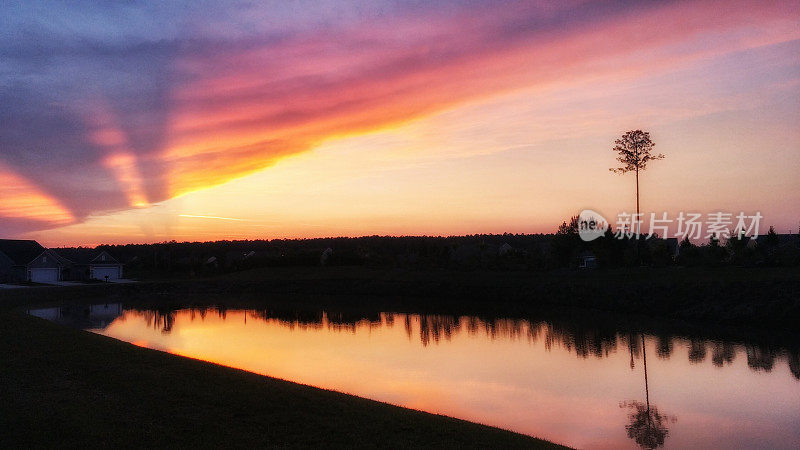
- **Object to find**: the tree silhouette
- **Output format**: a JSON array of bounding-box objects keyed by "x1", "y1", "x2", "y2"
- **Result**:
[
  {"x1": 610, "y1": 130, "x2": 664, "y2": 236},
  {"x1": 762, "y1": 225, "x2": 780, "y2": 265},
  {"x1": 706, "y1": 233, "x2": 727, "y2": 266},
  {"x1": 551, "y1": 215, "x2": 580, "y2": 267},
  {"x1": 676, "y1": 236, "x2": 702, "y2": 266}
]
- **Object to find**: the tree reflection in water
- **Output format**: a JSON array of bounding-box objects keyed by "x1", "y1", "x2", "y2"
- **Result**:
[
  {"x1": 620, "y1": 400, "x2": 676, "y2": 449},
  {"x1": 112, "y1": 306, "x2": 800, "y2": 380},
  {"x1": 140, "y1": 309, "x2": 177, "y2": 334},
  {"x1": 620, "y1": 334, "x2": 677, "y2": 449},
  {"x1": 711, "y1": 342, "x2": 735, "y2": 367}
]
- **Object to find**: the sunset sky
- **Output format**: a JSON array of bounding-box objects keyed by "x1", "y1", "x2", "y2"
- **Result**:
[{"x1": 2, "y1": 0, "x2": 799, "y2": 246}]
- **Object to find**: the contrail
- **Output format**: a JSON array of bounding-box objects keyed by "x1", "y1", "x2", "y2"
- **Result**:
[{"x1": 178, "y1": 214, "x2": 246, "y2": 221}]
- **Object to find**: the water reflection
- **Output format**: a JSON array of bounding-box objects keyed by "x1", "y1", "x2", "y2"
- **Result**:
[
  {"x1": 27, "y1": 303, "x2": 800, "y2": 449},
  {"x1": 97, "y1": 306, "x2": 800, "y2": 381},
  {"x1": 620, "y1": 335, "x2": 677, "y2": 449},
  {"x1": 621, "y1": 401, "x2": 676, "y2": 450},
  {"x1": 30, "y1": 304, "x2": 800, "y2": 381},
  {"x1": 28, "y1": 303, "x2": 123, "y2": 329}
]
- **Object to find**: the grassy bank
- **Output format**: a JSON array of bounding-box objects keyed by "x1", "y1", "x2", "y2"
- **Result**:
[{"x1": 0, "y1": 308, "x2": 563, "y2": 448}]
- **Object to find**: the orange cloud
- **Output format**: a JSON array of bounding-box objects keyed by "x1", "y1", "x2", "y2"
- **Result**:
[{"x1": 0, "y1": 163, "x2": 75, "y2": 227}]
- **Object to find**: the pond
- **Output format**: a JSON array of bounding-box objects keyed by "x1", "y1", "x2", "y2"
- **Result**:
[{"x1": 29, "y1": 303, "x2": 800, "y2": 449}]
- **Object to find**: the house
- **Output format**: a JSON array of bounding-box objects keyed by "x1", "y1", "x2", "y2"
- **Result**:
[
  {"x1": 0, "y1": 239, "x2": 45, "y2": 282},
  {"x1": 28, "y1": 249, "x2": 71, "y2": 283},
  {"x1": 28, "y1": 248, "x2": 123, "y2": 282},
  {"x1": 0, "y1": 240, "x2": 124, "y2": 283},
  {"x1": 53, "y1": 248, "x2": 123, "y2": 281},
  {"x1": 320, "y1": 247, "x2": 333, "y2": 266},
  {"x1": 204, "y1": 256, "x2": 219, "y2": 268},
  {"x1": 498, "y1": 243, "x2": 514, "y2": 256},
  {"x1": 578, "y1": 250, "x2": 597, "y2": 269}
]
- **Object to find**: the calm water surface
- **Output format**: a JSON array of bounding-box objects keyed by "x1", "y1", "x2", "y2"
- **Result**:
[{"x1": 30, "y1": 304, "x2": 800, "y2": 449}]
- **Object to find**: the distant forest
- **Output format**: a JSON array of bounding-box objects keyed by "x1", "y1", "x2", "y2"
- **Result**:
[{"x1": 73, "y1": 220, "x2": 800, "y2": 279}]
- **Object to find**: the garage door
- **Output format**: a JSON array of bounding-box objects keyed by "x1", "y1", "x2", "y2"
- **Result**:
[
  {"x1": 30, "y1": 268, "x2": 59, "y2": 283},
  {"x1": 93, "y1": 266, "x2": 119, "y2": 280}
]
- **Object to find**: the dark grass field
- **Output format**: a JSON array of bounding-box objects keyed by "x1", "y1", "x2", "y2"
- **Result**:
[{"x1": 0, "y1": 306, "x2": 565, "y2": 448}]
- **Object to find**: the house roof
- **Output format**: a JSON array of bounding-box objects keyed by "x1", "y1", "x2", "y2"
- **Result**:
[
  {"x1": 38, "y1": 249, "x2": 74, "y2": 267},
  {"x1": 52, "y1": 248, "x2": 97, "y2": 264},
  {"x1": 51, "y1": 248, "x2": 118, "y2": 265},
  {"x1": 0, "y1": 239, "x2": 45, "y2": 265}
]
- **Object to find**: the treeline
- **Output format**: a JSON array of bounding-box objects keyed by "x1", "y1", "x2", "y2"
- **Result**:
[
  {"x1": 96, "y1": 234, "x2": 552, "y2": 278},
  {"x1": 554, "y1": 216, "x2": 800, "y2": 269},
  {"x1": 80, "y1": 223, "x2": 799, "y2": 278}
]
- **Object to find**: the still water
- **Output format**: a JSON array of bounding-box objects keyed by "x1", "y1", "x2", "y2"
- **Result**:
[{"x1": 30, "y1": 303, "x2": 800, "y2": 449}]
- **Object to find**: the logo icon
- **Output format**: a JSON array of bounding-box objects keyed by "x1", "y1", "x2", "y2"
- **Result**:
[{"x1": 579, "y1": 209, "x2": 609, "y2": 241}]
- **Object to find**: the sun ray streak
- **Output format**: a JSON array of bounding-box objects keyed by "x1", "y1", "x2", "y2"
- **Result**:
[{"x1": 178, "y1": 214, "x2": 246, "y2": 221}]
